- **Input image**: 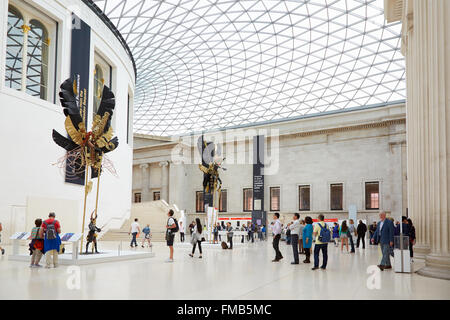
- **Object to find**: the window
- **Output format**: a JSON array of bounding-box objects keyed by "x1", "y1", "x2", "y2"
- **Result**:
[
  {"x1": 93, "y1": 64, "x2": 104, "y2": 114},
  {"x1": 127, "y1": 92, "x2": 133, "y2": 145},
  {"x1": 270, "y1": 187, "x2": 280, "y2": 211},
  {"x1": 5, "y1": 4, "x2": 54, "y2": 101},
  {"x1": 299, "y1": 185, "x2": 310, "y2": 211},
  {"x1": 5, "y1": 6, "x2": 24, "y2": 91},
  {"x1": 134, "y1": 193, "x2": 141, "y2": 203},
  {"x1": 196, "y1": 191, "x2": 204, "y2": 213},
  {"x1": 219, "y1": 190, "x2": 227, "y2": 212},
  {"x1": 330, "y1": 183, "x2": 343, "y2": 210},
  {"x1": 93, "y1": 53, "x2": 111, "y2": 116},
  {"x1": 153, "y1": 191, "x2": 160, "y2": 201},
  {"x1": 365, "y1": 182, "x2": 380, "y2": 210},
  {"x1": 243, "y1": 188, "x2": 253, "y2": 212}
]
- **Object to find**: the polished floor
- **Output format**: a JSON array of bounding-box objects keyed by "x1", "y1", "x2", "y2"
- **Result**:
[{"x1": 0, "y1": 240, "x2": 448, "y2": 300}]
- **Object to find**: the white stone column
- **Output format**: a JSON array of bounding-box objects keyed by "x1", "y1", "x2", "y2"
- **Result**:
[
  {"x1": 159, "y1": 161, "x2": 169, "y2": 202},
  {"x1": 139, "y1": 163, "x2": 150, "y2": 202},
  {"x1": 395, "y1": 0, "x2": 450, "y2": 279}
]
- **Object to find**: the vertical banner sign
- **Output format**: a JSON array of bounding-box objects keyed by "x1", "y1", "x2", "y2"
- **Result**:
[
  {"x1": 66, "y1": 13, "x2": 91, "y2": 185},
  {"x1": 252, "y1": 135, "x2": 265, "y2": 227}
]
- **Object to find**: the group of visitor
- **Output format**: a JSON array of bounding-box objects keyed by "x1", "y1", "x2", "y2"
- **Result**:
[
  {"x1": 128, "y1": 218, "x2": 152, "y2": 248},
  {"x1": 274, "y1": 211, "x2": 417, "y2": 272},
  {"x1": 27, "y1": 212, "x2": 62, "y2": 268}
]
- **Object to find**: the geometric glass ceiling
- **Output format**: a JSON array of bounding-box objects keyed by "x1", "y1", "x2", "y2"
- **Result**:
[{"x1": 92, "y1": 0, "x2": 405, "y2": 136}]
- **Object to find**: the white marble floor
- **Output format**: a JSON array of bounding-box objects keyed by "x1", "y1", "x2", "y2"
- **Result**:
[{"x1": 0, "y1": 240, "x2": 448, "y2": 300}]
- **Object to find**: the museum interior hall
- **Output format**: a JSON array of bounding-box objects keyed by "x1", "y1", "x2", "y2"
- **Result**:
[{"x1": 0, "y1": 0, "x2": 449, "y2": 301}]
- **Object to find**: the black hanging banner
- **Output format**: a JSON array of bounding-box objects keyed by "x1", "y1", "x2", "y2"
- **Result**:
[
  {"x1": 65, "y1": 14, "x2": 91, "y2": 185},
  {"x1": 252, "y1": 135, "x2": 265, "y2": 227}
]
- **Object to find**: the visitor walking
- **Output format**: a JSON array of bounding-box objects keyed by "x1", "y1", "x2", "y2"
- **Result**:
[
  {"x1": 271, "y1": 213, "x2": 283, "y2": 262},
  {"x1": 289, "y1": 213, "x2": 301, "y2": 264},
  {"x1": 189, "y1": 218, "x2": 203, "y2": 258},
  {"x1": 179, "y1": 221, "x2": 185, "y2": 243},
  {"x1": 213, "y1": 223, "x2": 219, "y2": 244},
  {"x1": 339, "y1": 220, "x2": 349, "y2": 252},
  {"x1": 141, "y1": 224, "x2": 152, "y2": 248},
  {"x1": 226, "y1": 222, "x2": 233, "y2": 249},
  {"x1": 129, "y1": 218, "x2": 140, "y2": 248},
  {"x1": 371, "y1": 211, "x2": 394, "y2": 271},
  {"x1": 369, "y1": 222, "x2": 377, "y2": 244},
  {"x1": 298, "y1": 219, "x2": 305, "y2": 254},
  {"x1": 0, "y1": 222, "x2": 4, "y2": 255},
  {"x1": 165, "y1": 209, "x2": 178, "y2": 262},
  {"x1": 407, "y1": 218, "x2": 416, "y2": 260},
  {"x1": 356, "y1": 220, "x2": 367, "y2": 249},
  {"x1": 29, "y1": 218, "x2": 44, "y2": 267},
  {"x1": 302, "y1": 216, "x2": 313, "y2": 263},
  {"x1": 348, "y1": 219, "x2": 356, "y2": 253},
  {"x1": 39, "y1": 212, "x2": 62, "y2": 268},
  {"x1": 312, "y1": 214, "x2": 330, "y2": 270},
  {"x1": 332, "y1": 222, "x2": 339, "y2": 247}
]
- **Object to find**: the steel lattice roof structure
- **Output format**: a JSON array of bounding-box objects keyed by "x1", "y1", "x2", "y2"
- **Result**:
[{"x1": 92, "y1": 0, "x2": 406, "y2": 136}]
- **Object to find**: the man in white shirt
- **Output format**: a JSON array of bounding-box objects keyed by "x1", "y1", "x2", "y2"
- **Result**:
[
  {"x1": 129, "y1": 218, "x2": 140, "y2": 248},
  {"x1": 166, "y1": 209, "x2": 176, "y2": 262},
  {"x1": 271, "y1": 213, "x2": 283, "y2": 262},
  {"x1": 289, "y1": 213, "x2": 301, "y2": 264}
]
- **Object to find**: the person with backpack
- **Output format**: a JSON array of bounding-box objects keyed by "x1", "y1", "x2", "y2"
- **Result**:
[
  {"x1": 165, "y1": 209, "x2": 178, "y2": 262},
  {"x1": 29, "y1": 218, "x2": 44, "y2": 267},
  {"x1": 38, "y1": 212, "x2": 61, "y2": 268},
  {"x1": 312, "y1": 214, "x2": 330, "y2": 270},
  {"x1": 189, "y1": 218, "x2": 203, "y2": 258}
]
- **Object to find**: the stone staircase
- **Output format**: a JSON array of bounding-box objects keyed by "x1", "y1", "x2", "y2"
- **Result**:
[{"x1": 100, "y1": 200, "x2": 181, "y2": 242}]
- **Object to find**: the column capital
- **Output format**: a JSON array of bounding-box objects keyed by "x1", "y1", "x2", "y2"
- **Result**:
[
  {"x1": 139, "y1": 163, "x2": 149, "y2": 169},
  {"x1": 159, "y1": 161, "x2": 169, "y2": 167}
]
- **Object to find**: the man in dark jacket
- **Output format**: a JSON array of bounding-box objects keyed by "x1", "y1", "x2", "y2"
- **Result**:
[
  {"x1": 371, "y1": 212, "x2": 394, "y2": 271},
  {"x1": 356, "y1": 220, "x2": 367, "y2": 249}
]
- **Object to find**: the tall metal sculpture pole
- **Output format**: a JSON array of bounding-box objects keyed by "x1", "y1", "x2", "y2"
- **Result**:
[
  {"x1": 80, "y1": 151, "x2": 89, "y2": 254},
  {"x1": 92, "y1": 167, "x2": 102, "y2": 253}
]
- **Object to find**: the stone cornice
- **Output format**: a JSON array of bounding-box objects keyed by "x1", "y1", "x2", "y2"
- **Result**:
[{"x1": 278, "y1": 118, "x2": 406, "y2": 140}]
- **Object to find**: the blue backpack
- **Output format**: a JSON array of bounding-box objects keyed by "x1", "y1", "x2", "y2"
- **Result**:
[{"x1": 317, "y1": 223, "x2": 331, "y2": 243}]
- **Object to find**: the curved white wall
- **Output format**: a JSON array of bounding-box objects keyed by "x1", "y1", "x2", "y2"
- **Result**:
[{"x1": 0, "y1": 0, "x2": 135, "y2": 242}]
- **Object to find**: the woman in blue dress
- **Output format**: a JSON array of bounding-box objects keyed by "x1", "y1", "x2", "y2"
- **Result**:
[{"x1": 302, "y1": 216, "x2": 313, "y2": 264}]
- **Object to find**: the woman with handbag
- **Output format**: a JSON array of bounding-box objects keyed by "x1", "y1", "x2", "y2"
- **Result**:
[{"x1": 189, "y1": 218, "x2": 203, "y2": 259}]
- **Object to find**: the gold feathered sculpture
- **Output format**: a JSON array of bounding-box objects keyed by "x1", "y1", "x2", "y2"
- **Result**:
[
  {"x1": 52, "y1": 78, "x2": 118, "y2": 178},
  {"x1": 52, "y1": 78, "x2": 119, "y2": 254}
]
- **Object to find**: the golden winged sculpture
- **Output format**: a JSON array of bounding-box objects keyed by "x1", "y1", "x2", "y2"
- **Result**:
[
  {"x1": 52, "y1": 78, "x2": 118, "y2": 178},
  {"x1": 52, "y1": 78, "x2": 119, "y2": 254}
]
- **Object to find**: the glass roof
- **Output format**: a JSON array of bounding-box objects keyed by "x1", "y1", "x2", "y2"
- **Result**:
[{"x1": 92, "y1": 0, "x2": 405, "y2": 136}]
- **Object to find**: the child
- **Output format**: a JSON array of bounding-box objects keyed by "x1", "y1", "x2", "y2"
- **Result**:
[
  {"x1": 29, "y1": 219, "x2": 44, "y2": 267},
  {"x1": 141, "y1": 224, "x2": 152, "y2": 248}
]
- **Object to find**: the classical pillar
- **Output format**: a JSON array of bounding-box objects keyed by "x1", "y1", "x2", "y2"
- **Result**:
[
  {"x1": 139, "y1": 163, "x2": 150, "y2": 201},
  {"x1": 159, "y1": 161, "x2": 169, "y2": 202},
  {"x1": 389, "y1": 0, "x2": 450, "y2": 279}
]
